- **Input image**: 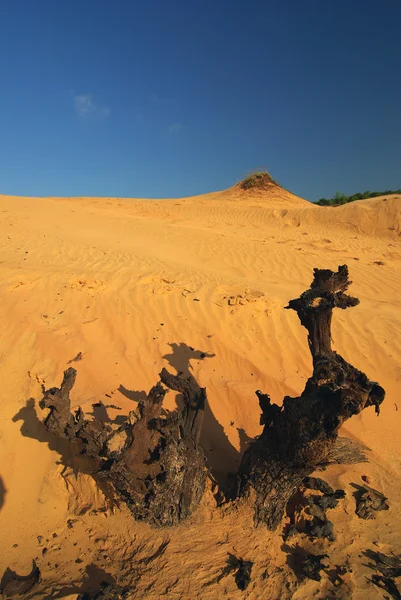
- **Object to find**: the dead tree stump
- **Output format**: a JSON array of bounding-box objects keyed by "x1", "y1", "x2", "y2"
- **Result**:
[
  {"x1": 40, "y1": 368, "x2": 207, "y2": 527},
  {"x1": 238, "y1": 265, "x2": 385, "y2": 529}
]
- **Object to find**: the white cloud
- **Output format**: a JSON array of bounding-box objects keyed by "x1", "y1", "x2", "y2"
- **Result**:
[
  {"x1": 73, "y1": 94, "x2": 110, "y2": 118},
  {"x1": 168, "y1": 122, "x2": 183, "y2": 134}
]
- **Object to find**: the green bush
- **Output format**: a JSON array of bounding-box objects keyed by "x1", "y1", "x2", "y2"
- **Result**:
[
  {"x1": 315, "y1": 188, "x2": 401, "y2": 206},
  {"x1": 239, "y1": 171, "x2": 278, "y2": 190}
]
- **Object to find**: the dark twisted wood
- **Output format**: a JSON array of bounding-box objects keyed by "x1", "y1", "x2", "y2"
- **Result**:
[
  {"x1": 238, "y1": 265, "x2": 385, "y2": 529},
  {"x1": 40, "y1": 368, "x2": 207, "y2": 527}
]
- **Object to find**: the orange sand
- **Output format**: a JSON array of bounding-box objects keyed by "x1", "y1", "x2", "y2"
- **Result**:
[{"x1": 0, "y1": 186, "x2": 400, "y2": 598}]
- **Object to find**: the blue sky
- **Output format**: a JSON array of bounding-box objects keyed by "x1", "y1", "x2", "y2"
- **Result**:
[{"x1": 1, "y1": 0, "x2": 400, "y2": 200}]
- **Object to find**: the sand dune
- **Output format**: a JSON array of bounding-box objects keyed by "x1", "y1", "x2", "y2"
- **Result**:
[{"x1": 0, "y1": 185, "x2": 400, "y2": 598}]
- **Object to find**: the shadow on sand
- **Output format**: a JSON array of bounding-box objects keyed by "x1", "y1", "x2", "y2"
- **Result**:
[
  {"x1": 117, "y1": 385, "x2": 147, "y2": 403},
  {"x1": 12, "y1": 399, "x2": 116, "y2": 505},
  {"x1": 237, "y1": 427, "x2": 253, "y2": 456},
  {"x1": 162, "y1": 342, "x2": 243, "y2": 488},
  {"x1": 12, "y1": 399, "x2": 77, "y2": 471},
  {"x1": 0, "y1": 475, "x2": 6, "y2": 512},
  {"x1": 13, "y1": 344, "x2": 255, "y2": 498},
  {"x1": 42, "y1": 563, "x2": 117, "y2": 600}
]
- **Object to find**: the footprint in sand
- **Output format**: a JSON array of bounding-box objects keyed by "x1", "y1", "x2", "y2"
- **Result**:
[
  {"x1": 222, "y1": 289, "x2": 264, "y2": 307},
  {"x1": 68, "y1": 278, "x2": 106, "y2": 292},
  {"x1": 137, "y1": 274, "x2": 190, "y2": 296},
  {"x1": 41, "y1": 311, "x2": 65, "y2": 324}
]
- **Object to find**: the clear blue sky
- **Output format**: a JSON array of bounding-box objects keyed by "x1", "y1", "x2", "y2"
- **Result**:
[{"x1": 1, "y1": 0, "x2": 400, "y2": 200}]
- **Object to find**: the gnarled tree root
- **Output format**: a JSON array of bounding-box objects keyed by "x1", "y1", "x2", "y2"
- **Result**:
[
  {"x1": 238, "y1": 265, "x2": 385, "y2": 529},
  {"x1": 40, "y1": 368, "x2": 207, "y2": 527}
]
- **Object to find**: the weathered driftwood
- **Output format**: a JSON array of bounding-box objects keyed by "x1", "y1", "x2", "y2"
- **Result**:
[
  {"x1": 322, "y1": 436, "x2": 370, "y2": 465},
  {"x1": 355, "y1": 484, "x2": 389, "y2": 519},
  {"x1": 40, "y1": 368, "x2": 207, "y2": 527},
  {"x1": 238, "y1": 265, "x2": 385, "y2": 529},
  {"x1": 284, "y1": 477, "x2": 345, "y2": 542}
]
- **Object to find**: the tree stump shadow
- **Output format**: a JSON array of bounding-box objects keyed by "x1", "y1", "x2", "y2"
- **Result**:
[
  {"x1": 162, "y1": 342, "x2": 240, "y2": 488},
  {"x1": 12, "y1": 399, "x2": 117, "y2": 506}
]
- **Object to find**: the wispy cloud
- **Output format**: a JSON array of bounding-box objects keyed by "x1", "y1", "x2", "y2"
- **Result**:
[
  {"x1": 168, "y1": 122, "x2": 183, "y2": 134},
  {"x1": 73, "y1": 94, "x2": 110, "y2": 118}
]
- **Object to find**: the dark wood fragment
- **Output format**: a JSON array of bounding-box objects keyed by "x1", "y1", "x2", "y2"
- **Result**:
[
  {"x1": 284, "y1": 477, "x2": 345, "y2": 542},
  {"x1": 355, "y1": 484, "x2": 389, "y2": 519},
  {"x1": 303, "y1": 477, "x2": 335, "y2": 495},
  {"x1": 323, "y1": 436, "x2": 370, "y2": 465}
]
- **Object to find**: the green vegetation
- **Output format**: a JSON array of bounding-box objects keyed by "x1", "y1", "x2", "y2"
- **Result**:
[
  {"x1": 239, "y1": 171, "x2": 278, "y2": 190},
  {"x1": 315, "y1": 189, "x2": 401, "y2": 206}
]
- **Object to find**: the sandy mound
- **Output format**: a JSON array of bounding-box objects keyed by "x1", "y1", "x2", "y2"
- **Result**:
[{"x1": 0, "y1": 186, "x2": 400, "y2": 598}]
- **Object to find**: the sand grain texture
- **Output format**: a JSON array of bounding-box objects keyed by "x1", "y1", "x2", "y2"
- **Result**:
[{"x1": 1, "y1": 186, "x2": 400, "y2": 598}]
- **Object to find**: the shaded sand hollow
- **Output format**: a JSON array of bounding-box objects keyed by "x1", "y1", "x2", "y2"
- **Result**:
[{"x1": 0, "y1": 184, "x2": 401, "y2": 598}]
